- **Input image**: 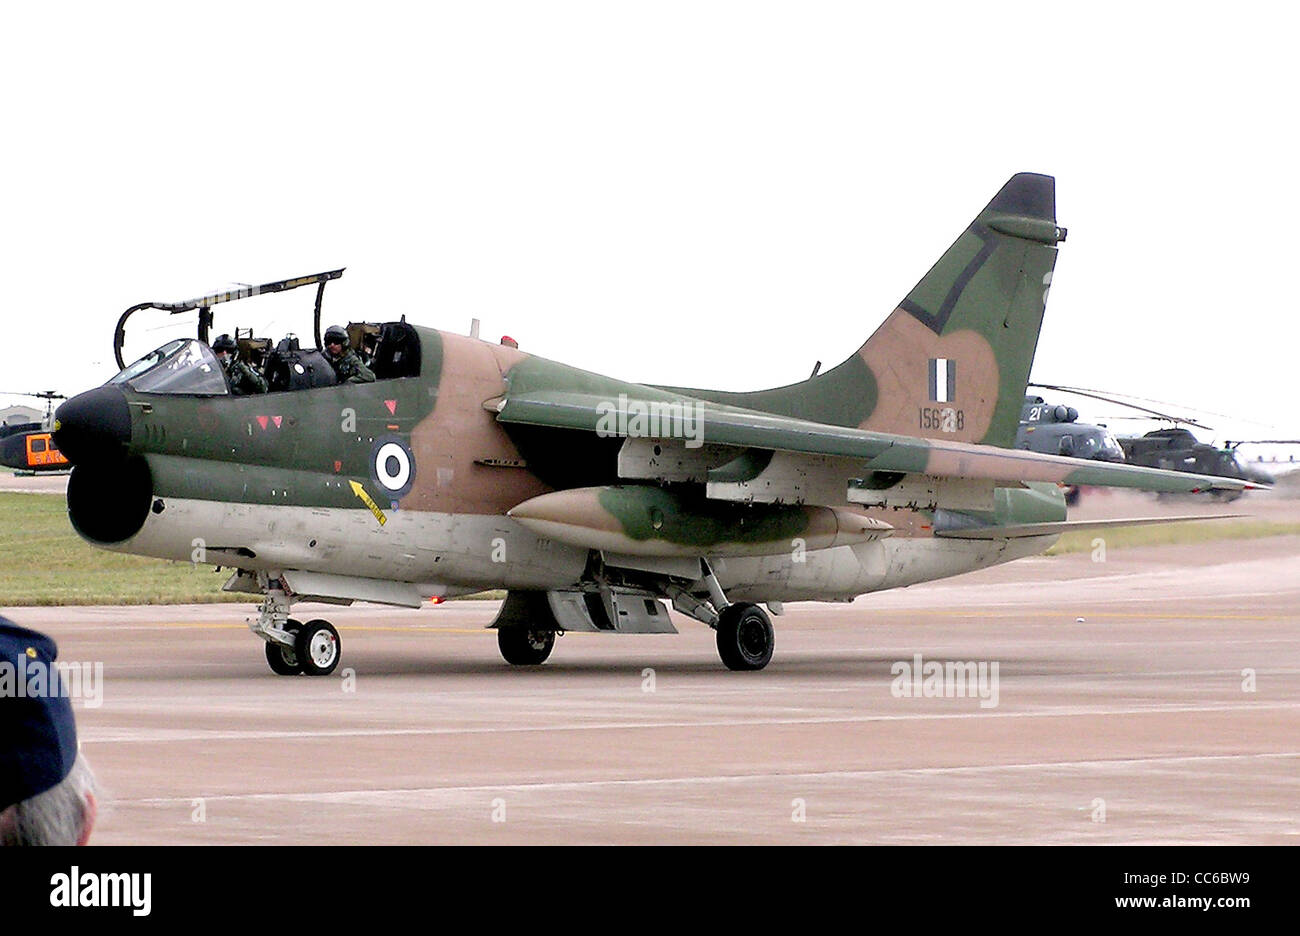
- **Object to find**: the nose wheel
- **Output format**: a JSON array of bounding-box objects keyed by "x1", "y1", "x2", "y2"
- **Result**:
[
  {"x1": 264, "y1": 619, "x2": 303, "y2": 675},
  {"x1": 296, "y1": 619, "x2": 342, "y2": 676}
]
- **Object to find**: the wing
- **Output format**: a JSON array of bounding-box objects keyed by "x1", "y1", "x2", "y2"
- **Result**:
[{"x1": 491, "y1": 389, "x2": 1263, "y2": 511}]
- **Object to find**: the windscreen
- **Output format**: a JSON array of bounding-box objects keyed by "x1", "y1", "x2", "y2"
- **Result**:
[{"x1": 109, "y1": 339, "x2": 229, "y2": 396}]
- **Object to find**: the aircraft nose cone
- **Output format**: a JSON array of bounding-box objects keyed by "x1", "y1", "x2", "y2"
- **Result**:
[{"x1": 52, "y1": 386, "x2": 132, "y2": 464}]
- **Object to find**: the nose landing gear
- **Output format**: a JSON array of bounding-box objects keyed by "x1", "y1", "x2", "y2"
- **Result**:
[{"x1": 250, "y1": 579, "x2": 342, "y2": 677}]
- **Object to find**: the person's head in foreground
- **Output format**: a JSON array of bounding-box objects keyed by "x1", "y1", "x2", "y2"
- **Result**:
[{"x1": 0, "y1": 619, "x2": 95, "y2": 845}]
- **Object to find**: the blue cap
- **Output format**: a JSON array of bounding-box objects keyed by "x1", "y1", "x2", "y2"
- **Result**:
[{"x1": 0, "y1": 619, "x2": 79, "y2": 811}]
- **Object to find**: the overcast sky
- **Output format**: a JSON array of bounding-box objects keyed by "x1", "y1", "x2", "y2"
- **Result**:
[{"x1": 3, "y1": 2, "x2": 1296, "y2": 455}]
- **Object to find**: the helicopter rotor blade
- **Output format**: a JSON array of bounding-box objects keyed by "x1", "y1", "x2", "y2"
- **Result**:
[
  {"x1": 1027, "y1": 383, "x2": 1215, "y2": 432},
  {"x1": 1225, "y1": 439, "x2": 1300, "y2": 450}
]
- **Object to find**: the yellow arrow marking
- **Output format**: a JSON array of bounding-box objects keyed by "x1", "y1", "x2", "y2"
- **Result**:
[{"x1": 349, "y1": 480, "x2": 387, "y2": 526}]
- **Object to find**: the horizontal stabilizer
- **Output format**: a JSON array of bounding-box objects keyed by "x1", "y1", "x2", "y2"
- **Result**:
[{"x1": 934, "y1": 514, "x2": 1243, "y2": 540}]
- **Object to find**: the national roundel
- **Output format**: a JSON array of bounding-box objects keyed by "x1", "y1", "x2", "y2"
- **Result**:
[{"x1": 370, "y1": 436, "x2": 416, "y2": 500}]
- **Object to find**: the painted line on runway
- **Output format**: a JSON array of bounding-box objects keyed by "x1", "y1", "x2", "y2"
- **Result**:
[
  {"x1": 863, "y1": 609, "x2": 1291, "y2": 621},
  {"x1": 117, "y1": 750, "x2": 1300, "y2": 805},
  {"x1": 80, "y1": 700, "x2": 1300, "y2": 744}
]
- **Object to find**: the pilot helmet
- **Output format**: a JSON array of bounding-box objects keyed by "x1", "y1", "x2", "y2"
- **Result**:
[
  {"x1": 323, "y1": 325, "x2": 349, "y2": 350},
  {"x1": 213, "y1": 334, "x2": 237, "y2": 354}
]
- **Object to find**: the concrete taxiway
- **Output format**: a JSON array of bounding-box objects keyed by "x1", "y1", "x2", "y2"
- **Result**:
[{"x1": 4, "y1": 531, "x2": 1298, "y2": 844}]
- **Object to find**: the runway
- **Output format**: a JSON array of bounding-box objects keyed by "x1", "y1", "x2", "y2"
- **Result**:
[{"x1": 4, "y1": 531, "x2": 1298, "y2": 844}]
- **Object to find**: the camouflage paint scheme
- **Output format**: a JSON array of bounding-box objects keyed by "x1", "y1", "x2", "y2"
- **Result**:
[{"x1": 53, "y1": 174, "x2": 1255, "y2": 616}]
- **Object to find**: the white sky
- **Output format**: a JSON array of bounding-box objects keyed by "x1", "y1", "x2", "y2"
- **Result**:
[{"x1": 2, "y1": 2, "x2": 1297, "y2": 455}]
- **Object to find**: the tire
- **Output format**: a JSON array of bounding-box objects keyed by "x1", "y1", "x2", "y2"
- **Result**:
[
  {"x1": 265, "y1": 619, "x2": 303, "y2": 676},
  {"x1": 716, "y1": 603, "x2": 774, "y2": 671},
  {"x1": 295, "y1": 619, "x2": 341, "y2": 676},
  {"x1": 498, "y1": 627, "x2": 555, "y2": 665}
]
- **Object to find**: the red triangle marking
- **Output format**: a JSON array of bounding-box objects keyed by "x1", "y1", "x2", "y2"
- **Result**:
[
  {"x1": 384, "y1": 400, "x2": 397, "y2": 415},
  {"x1": 333, "y1": 460, "x2": 342, "y2": 472},
  {"x1": 256, "y1": 416, "x2": 268, "y2": 431},
  {"x1": 272, "y1": 416, "x2": 283, "y2": 429}
]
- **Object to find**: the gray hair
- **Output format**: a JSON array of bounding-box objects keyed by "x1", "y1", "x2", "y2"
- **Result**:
[{"x1": 0, "y1": 754, "x2": 96, "y2": 846}]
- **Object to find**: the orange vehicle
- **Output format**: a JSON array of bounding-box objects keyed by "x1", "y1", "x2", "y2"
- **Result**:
[
  {"x1": 25, "y1": 431, "x2": 69, "y2": 469},
  {"x1": 0, "y1": 427, "x2": 70, "y2": 473},
  {"x1": 1, "y1": 391, "x2": 69, "y2": 473}
]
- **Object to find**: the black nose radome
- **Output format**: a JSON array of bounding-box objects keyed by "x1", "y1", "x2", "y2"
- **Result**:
[{"x1": 52, "y1": 386, "x2": 132, "y2": 464}]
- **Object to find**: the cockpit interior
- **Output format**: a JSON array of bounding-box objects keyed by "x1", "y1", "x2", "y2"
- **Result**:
[{"x1": 111, "y1": 321, "x2": 421, "y2": 396}]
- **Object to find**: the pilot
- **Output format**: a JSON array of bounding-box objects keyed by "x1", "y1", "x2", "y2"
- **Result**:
[
  {"x1": 213, "y1": 334, "x2": 268, "y2": 395},
  {"x1": 360, "y1": 331, "x2": 378, "y2": 366},
  {"x1": 323, "y1": 325, "x2": 376, "y2": 384},
  {"x1": 0, "y1": 619, "x2": 97, "y2": 846}
]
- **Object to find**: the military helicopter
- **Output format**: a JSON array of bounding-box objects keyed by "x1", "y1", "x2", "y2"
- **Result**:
[
  {"x1": 1016, "y1": 395, "x2": 1124, "y2": 461},
  {"x1": 1120, "y1": 428, "x2": 1275, "y2": 498},
  {"x1": 0, "y1": 390, "x2": 69, "y2": 473},
  {"x1": 1014, "y1": 393, "x2": 1125, "y2": 505},
  {"x1": 1029, "y1": 383, "x2": 1276, "y2": 500}
]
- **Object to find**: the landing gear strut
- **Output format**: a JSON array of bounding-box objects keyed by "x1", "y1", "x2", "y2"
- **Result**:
[
  {"x1": 669, "y1": 559, "x2": 776, "y2": 671},
  {"x1": 250, "y1": 578, "x2": 342, "y2": 677}
]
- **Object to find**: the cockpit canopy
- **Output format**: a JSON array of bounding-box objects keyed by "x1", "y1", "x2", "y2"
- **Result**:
[
  {"x1": 108, "y1": 322, "x2": 421, "y2": 396},
  {"x1": 109, "y1": 339, "x2": 229, "y2": 396}
]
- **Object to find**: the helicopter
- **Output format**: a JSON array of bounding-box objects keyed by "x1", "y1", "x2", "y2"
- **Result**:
[
  {"x1": 1014, "y1": 394, "x2": 1125, "y2": 505},
  {"x1": 0, "y1": 390, "x2": 69, "y2": 473},
  {"x1": 1120, "y1": 428, "x2": 1275, "y2": 496},
  {"x1": 1029, "y1": 383, "x2": 1277, "y2": 500},
  {"x1": 1017, "y1": 395, "x2": 1125, "y2": 461}
]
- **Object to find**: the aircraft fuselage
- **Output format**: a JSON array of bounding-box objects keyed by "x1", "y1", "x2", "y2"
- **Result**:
[{"x1": 56, "y1": 326, "x2": 1062, "y2": 607}]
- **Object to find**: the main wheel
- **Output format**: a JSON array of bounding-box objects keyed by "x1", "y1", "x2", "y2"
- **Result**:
[
  {"x1": 498, "y1": 627, "x2": 555, "y2": 665},
  {"x1": 716, "y1": 603, "x2": 774, "y2": 671},
  {"x1": 295, "y1": 619, "x2": 341, "y2": 676},
  {"x1": 265, "y1": 619, "x2": 303, "y2": 676}
]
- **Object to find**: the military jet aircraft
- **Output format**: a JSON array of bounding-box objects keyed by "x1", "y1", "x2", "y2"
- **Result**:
[{"x1": 51, "y1": 173, "x2": 1257, "y2": 676}]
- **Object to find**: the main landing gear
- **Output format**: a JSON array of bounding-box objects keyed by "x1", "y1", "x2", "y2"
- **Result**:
[
  {"x1": 669, "y1": 558, "x2": 775, "y2": 671},
  {"x1": 497, "y1": 626, "x2": 555, "y2": 666},
  {"x1": 251, "y1": 581, "x2": 342, "y2": 677},
  {"x1": 714, "y1": 602, "x2": 774, "y2": 671}
]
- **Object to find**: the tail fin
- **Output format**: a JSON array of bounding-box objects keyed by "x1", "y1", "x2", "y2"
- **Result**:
[{"x1": 685, "y1": 173, "x2": 1066, "y2": 448}]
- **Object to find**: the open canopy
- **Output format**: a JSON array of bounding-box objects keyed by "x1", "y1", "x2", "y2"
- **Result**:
[{"x1": 112, "y1": 269, "x2": 344, "y2": 369}]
